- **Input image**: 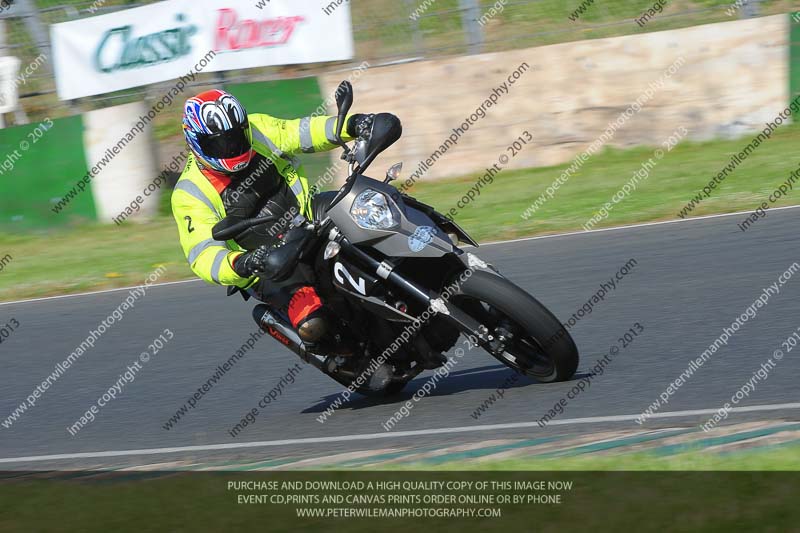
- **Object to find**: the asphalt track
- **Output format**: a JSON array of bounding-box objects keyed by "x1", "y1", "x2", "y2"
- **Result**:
[{"x1": 1, "y1": 207, "x2": 799, "y2": 469}]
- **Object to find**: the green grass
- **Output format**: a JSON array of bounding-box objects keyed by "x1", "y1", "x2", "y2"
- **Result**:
[
  {"x1": 2, "y1": 122, "x2": 799, "y2": 301},
  {"x1": 409, "y1": 120, "x2": 800, "y2": 242},
  {"x1": 379, "y1": 444, "x2": 800, "y2": 471},
  {"x1": 1, "y1": 450, "x2": 799, "y2": 532},
  {"x1": 0, "y1": 220, "x2": 192, "y2": 300}
]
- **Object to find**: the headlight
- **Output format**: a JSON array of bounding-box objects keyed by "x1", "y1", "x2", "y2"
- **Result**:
[{"x1": 350, "y1": 189, "x2": 400, "y2": 230}]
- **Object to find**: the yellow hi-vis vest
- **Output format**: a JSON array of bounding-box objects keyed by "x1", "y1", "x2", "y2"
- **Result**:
[{"x1": 171, "y1": 113, "x2": 353, "y2": 288}]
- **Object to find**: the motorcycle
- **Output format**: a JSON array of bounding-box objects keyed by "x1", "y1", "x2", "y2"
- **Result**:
[{"x1": 212, "y1": 81, "x2": 579, "y2": 396}]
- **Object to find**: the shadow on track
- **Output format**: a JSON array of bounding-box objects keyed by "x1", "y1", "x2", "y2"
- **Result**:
[{"x1": 301, "y1": 364, "x2": 591, "y2": 414}]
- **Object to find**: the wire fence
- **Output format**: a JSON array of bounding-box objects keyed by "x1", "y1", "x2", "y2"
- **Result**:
[{"x1": 0, "y1": 0, "x2": 793, "y2": 122}]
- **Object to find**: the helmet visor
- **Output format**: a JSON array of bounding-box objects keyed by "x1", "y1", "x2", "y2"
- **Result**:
[{"x1": 197, "y1": 126, "x2": 251, "y2": 159}]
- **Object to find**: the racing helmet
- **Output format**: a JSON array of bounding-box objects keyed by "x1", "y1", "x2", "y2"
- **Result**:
[{"x1": 183, "y1": 89, "x2": 254, "y2": 173}]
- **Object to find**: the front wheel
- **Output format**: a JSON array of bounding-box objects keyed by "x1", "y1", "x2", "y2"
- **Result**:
[{"x1": 450, "y1": 270, "x2": 578, "y2": 382}]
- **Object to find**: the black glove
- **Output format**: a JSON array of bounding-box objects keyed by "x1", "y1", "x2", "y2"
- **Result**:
[
  {"x1": 232, "y1": 226, "x2": 314, "y2": 281},
  {"x1": 346, "y1": 113, "x2": 375, "y2": 138},
  {"x1": 233, "y1": 246, "x2": 270, "y2": 278}
]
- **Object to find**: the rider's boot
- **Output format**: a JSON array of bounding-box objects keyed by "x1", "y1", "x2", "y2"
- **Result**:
[{"x1": 286, "y1": 286, "x2": 355, "y2": 356}]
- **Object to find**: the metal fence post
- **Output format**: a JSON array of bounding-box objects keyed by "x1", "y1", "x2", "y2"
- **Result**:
[
  {"x1": 741, "y1": 0, "x2": 761, "y2": 18},
  {"x1": 403, "y1": 0, "x2": 424, "y2": 57},
  {"x1": 459, "y1": 0, "x2": 484, "y2": 55},
  {"x1": 16, "y1": 0, "x2": 52, "y2": 73}
]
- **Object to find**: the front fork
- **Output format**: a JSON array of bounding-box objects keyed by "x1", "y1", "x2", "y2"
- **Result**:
[
  {"x1": 257, "y1": 231, "x2": 504, "y2": 374},
  {"x1": 333, "y1": 236, "x2": 502, "y2": 353}
]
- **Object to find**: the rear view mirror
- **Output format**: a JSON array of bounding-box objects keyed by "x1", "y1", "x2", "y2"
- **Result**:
[{"x1": 334, "y1": 81, "x2": 353, "y2": 145}]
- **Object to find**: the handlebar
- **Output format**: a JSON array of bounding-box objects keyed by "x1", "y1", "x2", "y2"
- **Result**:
[
  {"x1": 211, "y1": 80, "x2": 397, "y2": 242},
  {"x1": 211, "y1": 216, "x2": 275, "y2": 242}
]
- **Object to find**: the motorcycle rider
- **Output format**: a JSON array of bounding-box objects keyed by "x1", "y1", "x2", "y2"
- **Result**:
[{"x1": 171, "y1": 89, "x2": 392, "y2": 348}]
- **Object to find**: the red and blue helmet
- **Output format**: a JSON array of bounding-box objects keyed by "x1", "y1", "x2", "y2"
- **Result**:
[{"x1": 183, "y1": 90, "x2": 255, "y2": 173}]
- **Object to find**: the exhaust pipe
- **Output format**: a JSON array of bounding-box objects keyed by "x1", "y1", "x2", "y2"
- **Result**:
[{"x1": 252, "y1": 304, "x2": 319, "y2": 367}]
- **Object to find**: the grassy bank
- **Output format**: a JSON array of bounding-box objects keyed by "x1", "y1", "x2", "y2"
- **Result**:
[
  {"x1": 387, "y1": 444, "x2": 800, "y2": 471},
  {"x1": 414, "y1": 120, "x2": 800, "y2": 242},
  {"x1": 0, "y1": 221, "x2": 191, "y2": 300},
  {"x1": 2, "y1": 122, "x2": 799, "y2": 301},
  {"x1": 1, "y1": 454, "x2": 798, "y2": 532}
]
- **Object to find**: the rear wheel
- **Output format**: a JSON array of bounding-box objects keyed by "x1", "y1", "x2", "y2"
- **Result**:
[{"x1": 450, "y1": 270, "x2": 578, "y2": 382}]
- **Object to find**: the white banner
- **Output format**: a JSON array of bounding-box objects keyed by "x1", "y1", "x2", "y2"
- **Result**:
[
  {"x1": 51, "y1": 0, "x2": 354, "y2": 100},
  {"x1": 209, "y1": 3, "x2": 354, "y2": 71}
]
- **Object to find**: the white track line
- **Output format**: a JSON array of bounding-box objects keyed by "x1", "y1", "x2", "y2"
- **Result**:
[
  {"x1": 5, "y1": 204, "x2": 799, "y2": 308},
  {"x1": 0, "y1": 279, "x2": 202, "y2": 307},
  {"x1": 481, "y1": 204, "x2": 800, "y2": 246},
  {"x1": 1, "y1": 402, "x2": 798, "y2": 465}
]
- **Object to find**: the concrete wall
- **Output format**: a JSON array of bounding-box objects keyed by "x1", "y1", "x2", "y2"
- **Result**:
[{"x1": 321, "y1": 14, "x2": 788, "y2": 182}]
